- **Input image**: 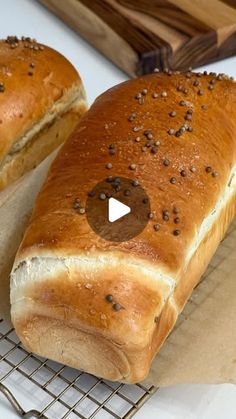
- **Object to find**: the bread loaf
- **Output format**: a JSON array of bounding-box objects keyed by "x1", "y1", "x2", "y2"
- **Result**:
[
  {"x1": 0, "y1": 36, "x2": 87, "y2": 190},
  {"x1": 10, "y1": 71, "x2": 236, "y2": 383}
]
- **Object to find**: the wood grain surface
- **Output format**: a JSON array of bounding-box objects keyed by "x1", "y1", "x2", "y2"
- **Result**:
[{"x1": 40, "y1": 0, "x2": 236, "y2": 76}]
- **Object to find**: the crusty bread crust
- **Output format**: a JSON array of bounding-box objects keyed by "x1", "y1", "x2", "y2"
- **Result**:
[
  {"x1": 11, "y1": 174, "x2": 236, "y2": 383},
  {"x1": 11, "y1": 72, "x2": 236, "y2": 383},
  {"x1": 0, "y1": 36, "x2": 87, "y2": 190},
  {"x1": 0, "y1": 94, "x2": 87, "y2": 190}
]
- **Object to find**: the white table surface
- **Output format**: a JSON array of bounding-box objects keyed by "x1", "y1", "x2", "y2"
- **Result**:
[{"x1": 0, "y1": 1, "x2": 236, "y2": 418}]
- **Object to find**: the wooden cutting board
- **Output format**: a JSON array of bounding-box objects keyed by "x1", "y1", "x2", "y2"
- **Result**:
[{"x1": 39, "y1": 0, "x2": 236, "y2": 76}]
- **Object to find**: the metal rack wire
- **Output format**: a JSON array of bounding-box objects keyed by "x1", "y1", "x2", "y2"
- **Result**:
[{"x1": 0, "y1": 319, "x2": 157, "y2": 418}]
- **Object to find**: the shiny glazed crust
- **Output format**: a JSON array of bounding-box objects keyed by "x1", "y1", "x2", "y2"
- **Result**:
[
  {"x1": 0, "y1": 36, "x2": 87, "y2": 190},
  {"x1": 11, "y1": 71, "x2": 236, "y2": 383}
]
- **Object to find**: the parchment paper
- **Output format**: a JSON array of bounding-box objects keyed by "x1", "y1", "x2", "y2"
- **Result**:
[
  {"x1": 143, "y1": 222, "x2": 236, "y2": 386},
  {"x1": 0, "y1": 149, "x2": 59, "y2": 322},
  {"x1": 0, "y1": 152, "x2": 235, "y2": 385}
]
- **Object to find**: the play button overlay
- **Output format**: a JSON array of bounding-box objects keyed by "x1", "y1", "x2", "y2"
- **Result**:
[
  {"x1": 109, "y1": 198, "x2": 131, "y2": 222},
  {"x1": 86, "y1": 176, "x2": 150, "y2": 242}
]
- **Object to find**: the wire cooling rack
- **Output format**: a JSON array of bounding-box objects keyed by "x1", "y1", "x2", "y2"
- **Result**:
[{"x1": 0, "y1": 319, "x2": 157, "y2": 418}]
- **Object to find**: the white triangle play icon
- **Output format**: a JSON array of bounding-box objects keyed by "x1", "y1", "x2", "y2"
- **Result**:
[{"x1": 108, "y1": 197, "x2": 131, "y2": 223}]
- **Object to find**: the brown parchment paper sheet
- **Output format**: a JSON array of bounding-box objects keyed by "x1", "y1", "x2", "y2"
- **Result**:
[
  {"x1": 0, "y1": 151, "x2": 235, "y2": 386},
  {"x1": 0, "y1": 150, "x2": 58, "y2": 323},
  {"x1": 143, "y1": 219, "x2": 236, "y2": 386}
]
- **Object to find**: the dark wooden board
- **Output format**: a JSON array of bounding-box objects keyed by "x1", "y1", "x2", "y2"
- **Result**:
[{"x1": 39, "y1": 0, "x2": 236, "y2": 76}]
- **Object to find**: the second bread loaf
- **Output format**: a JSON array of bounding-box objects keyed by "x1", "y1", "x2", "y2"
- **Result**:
[{"x1": 0, "y1": 36, "x2": 87, "y2": 190}]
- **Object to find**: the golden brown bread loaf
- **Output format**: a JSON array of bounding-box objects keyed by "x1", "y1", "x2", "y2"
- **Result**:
[
  {"x1": 10, "y1": 71, "x2": 236, "y2": 383},
  {"x1": 0, "y1": 36, "x2": 87, "y2": 190}
]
